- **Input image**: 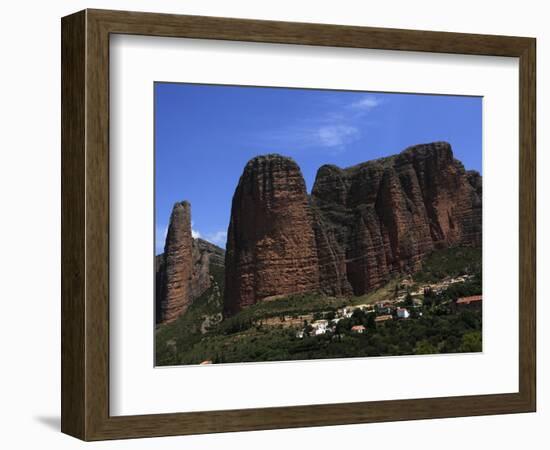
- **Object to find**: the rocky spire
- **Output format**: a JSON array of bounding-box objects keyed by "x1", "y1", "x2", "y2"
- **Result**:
[
  {"x1": 223, "y1": 154, "x2": 320, "y2": 316},
  {"x1": 159, "y1": 201, "x2": 193, "y2": 323}
]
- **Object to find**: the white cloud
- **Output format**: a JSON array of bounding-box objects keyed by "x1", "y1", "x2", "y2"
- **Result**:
[
  {"x1": 318, "y1": 125, "x2": 360, "y2": 148},
  {"x1": 205, "y1": 230, "x2": 227, "y2": 247},
  {"x1": 350, "y1": 95, "x2": 381, "y2": 110},
  {"x1": 191, "y1": 221, "x2": 201, "y2": 239},
  {"x1": 190, "y1": 224, "x2": 227, "y2": 247},
  {"x1": 249, "y1": 93, "x2": 383, "y2": 153}
]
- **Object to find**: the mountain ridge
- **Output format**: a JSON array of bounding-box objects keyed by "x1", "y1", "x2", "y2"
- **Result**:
[{"x1": 224, "y1": 141, "x2": 481, "y2": 315}]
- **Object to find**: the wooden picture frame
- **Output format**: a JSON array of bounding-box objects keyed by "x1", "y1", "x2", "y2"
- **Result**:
[{"x1": 61, "y1": 9, "x2": 536, "y2": 441}]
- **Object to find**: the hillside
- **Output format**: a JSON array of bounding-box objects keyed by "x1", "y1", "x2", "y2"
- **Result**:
[{"x1": 155, "y1": 246, "x2": 482, "y2": 366}]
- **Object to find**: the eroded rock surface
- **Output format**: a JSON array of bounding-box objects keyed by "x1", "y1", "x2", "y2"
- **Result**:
[
  {"x1": 157, "y1": 202, "x2": 226, "y2": 324},
  {"x1": 224, "y1": 155, "x2": 320, "y2": 316},
  {"x1": 311, "y1": 142, "x2": 482, "y2": 296}
]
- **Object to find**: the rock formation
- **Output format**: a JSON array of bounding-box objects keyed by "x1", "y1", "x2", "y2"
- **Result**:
[
  {"x1": 224, "y1": 154, "x2": 320, "y2": 316},
  {"x1": 190, "y1": 238, "x2": 225, "y2": 301},
  {"x1": 156, "y1": 201, "x2": 225, "y2": 324},
  {"x1": 223, "y1": 142, "x2": 482, "y2": 313},
  {"x1": 155, "y1": 254, "x2": 165, "y2": 323},
  {"x1": 158, "y1": 201, "x2": 194, "y2": 323},
  {"x1": 311, "y1": 141, "x2": 482, "y2": 296}
]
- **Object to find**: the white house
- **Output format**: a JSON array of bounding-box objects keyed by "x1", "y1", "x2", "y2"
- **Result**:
[
  {"x1": 312, "y1": 320, "x2": 329, "y2": 335},
  {"x1": 341, "y1": 307, "x2": 354, "y2": 319},
  {"x1": 397, "y1": 307, "x2": 410, "y2": 319}
]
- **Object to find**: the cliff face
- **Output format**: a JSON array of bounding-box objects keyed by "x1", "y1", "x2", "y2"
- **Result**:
[
  {"x1": 223, "y1": 155, "x2": 320, "y2": 316},
  {"x1": 223, "y1": 142, "x2": 481, "y2": 313},
  {"x1": 156, "y1": 202, "x2": 225, "y2": 324},
  {"x1": 312, "y1": 142, "x2": 482, "y2": 296},
  {"x1": 190, "y1": 238, "x2": 225, "y2": 301},
  {"x1": 159, "y1": 201, "x2": 194, "y2": 323}
]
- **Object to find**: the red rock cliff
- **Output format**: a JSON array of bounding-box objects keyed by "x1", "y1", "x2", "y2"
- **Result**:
[
  {"x1": 157, "y1": 202, "x2": 226, "y2": 324},
  {"x1": 223, "y1": 154, "x2": 320, "y2": 316},
  {"x1": 159, "y1": 201, "x2": 194, "y2": 323},
  {"x1": 312, "y1": 141, "x2": 482, "y2": 296}
]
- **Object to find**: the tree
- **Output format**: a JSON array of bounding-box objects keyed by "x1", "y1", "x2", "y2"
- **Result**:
[
  {"x1": 351, "y1": 308, "x2": 366, "y2": 325},
  {"x1": 414, "y1": 339, "x2": 437, "y2": 355},
  {"x1": 335, "y1": 318, "x2": 351, "y2": 335},
  {"x1": 404, "y1": 292, "x2": 414, "y2": 307},
  {"x1": 365, "y1": 312, "x2": 376, "y2": 329},
  {"x1": 459, "y1": 331, "x2": 482, "y2": 352},
  {"x1": 303, "y1": 323, "x2": 314, "y2": 337}
]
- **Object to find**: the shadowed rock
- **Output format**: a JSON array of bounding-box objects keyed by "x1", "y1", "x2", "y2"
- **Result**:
[
  {"x1": 156, "y1": 202, "x2": 226, "y2": 324},
  {"x1": 311, "y1": 141, "x2": 482, "y2": 296}
]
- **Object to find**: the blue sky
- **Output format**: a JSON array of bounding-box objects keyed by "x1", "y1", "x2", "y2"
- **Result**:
[{"x1": 155, "y1": 83, "x2": 482, "y2": 254}]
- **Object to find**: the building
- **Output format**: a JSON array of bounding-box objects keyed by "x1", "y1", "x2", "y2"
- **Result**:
[
  {"x1": 397, "y1": 307, "x2": 410, "y2": 319},
  {"x1": 341, "y1": 307, "x2": 354, "y2": 318},
  {"x1": 351, "y1": 325, "x2": 366, "y2": 334},
  {"x1": 376, "y1": 302, "x2": 393, "y2": 315},
  {"x1": 456, "y1": 295, "x2": 482, "y2": 310},
  {"x1": 375, "y1": 314, "x2": 393, "y2": 323},
  {"x1": 312, "y1": 320, "x2": 329, "y2": 335},
  {"x1": 354, "y1": 304, "x2": 374, "y2": 312}
]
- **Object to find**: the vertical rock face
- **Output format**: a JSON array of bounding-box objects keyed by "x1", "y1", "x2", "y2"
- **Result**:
[
  {"x1": 189, "y1": 238, "x2": 225, "y2": 301},
  {"x1": 156, "y1": 202, "x2": 227, "y2": 324},
  {"x1": 224, "y1": 154, "x2": 320, "y2": 316},
  {"x1": 223, "y1": 143, "x2": 481, "y2": 313},
  {"x1": 155, "y1": 254, "x2": 166, "y2": 323},
  {"x1": 159, "y1": 201, "x2": 194, "y2": 323},
  {"x1": 310, "y1": 165, "x2": 354, "y2": 296},
  {"x1": 311, "y1": 142, "x2": 482, "y2": 296},
  {"x1": 465, "y1": 170, "x2": 483, "y2": 247}
]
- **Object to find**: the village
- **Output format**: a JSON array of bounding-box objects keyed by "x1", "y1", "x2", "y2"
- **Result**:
[{"x1": 290, "y1": 274, "x2": 481, "y2": 339}]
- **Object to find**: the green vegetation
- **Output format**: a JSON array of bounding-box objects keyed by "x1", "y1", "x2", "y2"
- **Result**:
[
  {"x1": 222, "y1": 293, "x2": 347, "y2": 324},
  {"x1": 158, "y1": 306, "x2": 481, "y2": 365},
  {"x1": 155, "y1": 246, "x2": 482, "y2": 366},
  {"x1": 423, "y1": 273, "x2": 482, "y2": 311},
  {"x1": 155, "y1": 262, "x2": 224, "y2": 366},
  {"x1": 414, "y1": 246, "x2": 481, "y2": 283}
]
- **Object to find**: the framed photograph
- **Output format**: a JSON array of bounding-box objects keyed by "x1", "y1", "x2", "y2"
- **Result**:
[{"x1": 61, "y1": 9, "x2": 536, "y2": 441}]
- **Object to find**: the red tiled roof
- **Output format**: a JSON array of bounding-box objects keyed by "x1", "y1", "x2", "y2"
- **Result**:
[
  {"x1": 456, "y1": 295, "x2": 482, "y2": 305},
  {"x1": 375, "y1": 315, "x2": 393, "y2": 322}
]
